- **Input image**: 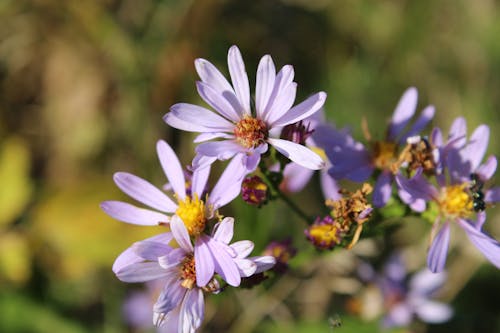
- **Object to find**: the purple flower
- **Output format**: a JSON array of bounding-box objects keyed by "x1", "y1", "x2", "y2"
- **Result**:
[
  {"x1": 396, "y1": 121, "x2": 500, "y2": 273},
  {"x1": 321, "y1": 87, "x2": 435, "y2": 207},
  {"x1": 101, "y1": 140, "x2": 245, "y2": 234},
  {"x1": 163, "y1": 45, "x2": 326, "y2": 172},
  {"x1": 113, "y1": 216, "x2": 275, "y2": 331},
  {"x1": 362, "y1": 254, "x2": 453, "y2": 328}
]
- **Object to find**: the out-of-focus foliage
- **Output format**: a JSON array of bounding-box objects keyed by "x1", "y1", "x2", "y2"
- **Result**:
[{"x1": 0, "y1": 0, "x2": 499, "y2": 332}]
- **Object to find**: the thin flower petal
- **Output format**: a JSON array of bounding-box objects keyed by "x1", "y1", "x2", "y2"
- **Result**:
[
  {"x1": 268, "y1": 138, "x2": 325, "y2": 170},
  {"x1": 115, "y1": 262, "x2": 169, "y2": 282},
  {"x1": 476, "y1": 155, "x2": 497, "y2": 181},
  {"x1": 206, "y1": 238, "x2": 241, "y2": 286},
  {"x1": 196, "y1": 81, "x2": 241, "y2": 122},
  {"x1": 485, "y1": 187, "x2": 500, "y2": 203},
  {"x1": 228, "y1": 45, "x2": 250, "y2": 114},
  {"x1": 270, "y1": 92, "x2": 327, "y2": 128},
  {"x1": 320, "y1": 170, "x2": 342, "y2": 200},
  {"x1": 447, "y1": 117, "x2": 467, "y2": 148},
  {"x1": 388, "y1": 87, "x2": 418, "y2": 141},
  {"x1": 281, "y1": 162, "x2": 314, "y2": 193},
  {"x1": 101, "y1": 201, "x2": 170, "y2": 226},
  {"x1": 194, "y1": 132, "x2": 234, "y2": 143},
  {"x1": 191, "y1": 164, "x2": 210, "y2": 198},
  {"x1": 165, "y1": 103, "x2": 235, "y2": 132},
  {"x1": 113, "y1": 172, "x2": 177, "y2": 212},
  {"x1": 461, "y1": 124, "x2": 490, "y2": 170},
  {"x1": 409, "y1": 269, "x2": 447, "y2": 295},
  {"x1": 209, "y1": 154, "x2": 246, "y2": 209},
  {"x1": 251, "y1": 255, "x2": 276, "y2": 273},
  {"x1": 427, "y1": 222, "x2": 451, "y2": 273},
  {"x1": 399, "y1": 105, "x2": 435, "y2": 144},
  {"x1": 170, "y1": 215, "x2": 193, "y2": 253},
  {"x1": 156, "y1": 140, "x2": 186, "y2": 200},
  {"x1": 179, "y1": 288, "x2": 204, "y2": 333},
  {"x1": 195, "y1": 140, "x2": 243, "y2": 160},
  {"x1": 414, "y1": 300, "x2": 453, "y2": 323},
  {"x1": 230, "y1": 240, "x2": 254, "y2": 258},
  {"x1": 458, "y1": 219, "x2": 500, "y2": 268},
  {"x1": 373, "y1": 171, "x2": 393, "y2": 208},
  {"x1": 132, "y1": 241, "x2": 172, "y2": 261},
  {"x1": 194, "y1": 237, "x2": 215, "y2": 287},
  {"x1": 212, "y1": 217, "x2": 234, "y2": 244},
  {"x1": 154, "y1": 280, "x2": 186, "y2": 314},
  {"x1": 255, "y1": 55, "x2": 276, "y2": 116},
  {"x1": 234, "y1": 258, "x2": 257, "y2": 277},
  {"x1": 195, "y1": 58, "x2": 233, "y2": 94},
  {"x1": 261, "y1": 65, "x2": 295, "y2": 122}
]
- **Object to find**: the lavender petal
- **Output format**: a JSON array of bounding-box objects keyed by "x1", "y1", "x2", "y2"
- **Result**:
[{"x1": 101, "y1": 201, "x2": 170, "y2": 226}]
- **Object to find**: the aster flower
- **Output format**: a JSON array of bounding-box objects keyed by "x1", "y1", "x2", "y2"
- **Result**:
[
  {"x1": 396, "y1": 121, "x2": 500, "y2": 273},
  {"x1": 163, "y1": 45, "x2": 326, "y2": 172},
  {"x1": 322, "y1": 87, "x2": 435, "y2": 207},
  {"x1": 358, "y1": 254, "x2": 452, "y2": 328},
  {"x1": 113, "y1": 216, "x2": 275, "y2": 331},
  {"x1": 101, "y1": 139, "x2": 244, "y2": 232}
]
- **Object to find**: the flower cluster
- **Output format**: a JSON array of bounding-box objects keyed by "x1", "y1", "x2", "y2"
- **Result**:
[{"x1": 102, "y1": 45, "x2": 499, "y2": 331}]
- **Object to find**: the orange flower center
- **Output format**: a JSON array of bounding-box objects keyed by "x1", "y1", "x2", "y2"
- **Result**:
[{"x1": 234, "y1": 116, "x2": 268, "y2": 149}]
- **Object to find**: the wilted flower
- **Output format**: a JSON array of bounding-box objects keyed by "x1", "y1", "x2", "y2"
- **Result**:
[
  {"x1": 113, "y1": 216, "x2": 275, "y2": 331},
  {"x1": 263, "y1": 238, "x2": 297, "y2": 273},
  {"x1": 396, "y1": 121, "x2": 500, "y2": 272},
  {"x1": 321, "y1": 87, "x2": 435, "y2": 207},
  {"x1": 163, "y1": 45, "x2": 326, "y2": 172}
]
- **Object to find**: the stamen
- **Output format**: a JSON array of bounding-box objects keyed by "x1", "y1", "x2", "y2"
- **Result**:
[
  {"x1": 180, "y1": 254, "x2": 196, "y2": 289},
  {"x1": 438, "y1": 184, "x2": 473, "y2": 219},
  {"x1": 176, "y1": 195, "x2": 207, "y2": 236},
  {"x1": 234, "y1": 116, "x2": 268, "y2": 149}
]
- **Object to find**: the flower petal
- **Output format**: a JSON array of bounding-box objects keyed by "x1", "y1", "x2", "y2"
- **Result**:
[
  {"x1": 157, "y1": 140, "x2": 186, "y2": 200},
  {"x1": 427, "y1": 222, "x2": 451, "y2": 273},
  {"x1": 261, "y1": 65, "x2": 295, "y2": 122},
  {"x1": 179, "y1": 288, "x2": 204, "y2": 333},
  {"x1": 414, "y1": 300, "x2": 453, "y2": 323},
  {"x1": 194, "y1": 236, "x2": 215, "y2": 287},
  {"x1": 154, "y1": 279, "x2": 186, "y2": 314},
  {"x1": 388, "y1": 87, "x2": 418, "y2": 141},
  {"x1": 255, "y1": 54, "x2": 276, "y2": 115},
  {"x1": 399, "y1": 105, "x2": 435, "y2": 144},
  {"x1": 195, "y1": 58, "x2": 233, "y2": 94},
  {"x1": 208, "y1": 154, "x2": 246, "y2": 209},
  {"x1": 115, "y1": 262, "x2": 169, "y2": 282},
  {"x1": 195, "y1": 140, "x2": 243, "y2": 160},
  {"x1": 165, "y1": 103, "x2": 235, "y2": 132},
  {"x1": 206, "y1": 238, "x2": 241, "y2": 286},
  {"x1": 270, "y1": 92, "x2": 327, "y2": 128},
  {"x1": 485, "y1": 186, "x2": 500, "y2": 204},
  {"x1": 373, "y1": 171, "x2": 393, "y2": 208},
  {"x1": 251, "y1": 255, "x2": 276, "y2": 273},
  {"x1": 476, "y1": 155, "x2": 497, "y2": 181},
  {"x1": 409, "y1": 269, "x2": 447, "y2": 295},
  {"x1": 234, "y1": 258, "x2": 257, "y2": 277},
  {"x1": 281, "y1": 162, "x2": 314, "y2": 193},
  {"x1": 196, "y1": 81, "x2": 241, "y2": 122},
  {"x1": 132, "y1": 241, "x2": 172, "y2": 261},
  {"x1": 191, "y1": 164, "x2": 211, "y2": 198},
  {"x1": 320, "y1": 170, "x2": 342, "y2": 200},
  {"x1": 268, "y1": 138, "x2": 325, "y2": 170},
  {"x1": 170, "y1": 215, "x2": 193, "y2": 253},
  {"x1": 458, "y1": 219, "x2": 500, "y2": 269},
  {"x1": 212, "y1": 217, "x2": 234, "y2": 244},
  {"x1": 230, "y1": 240, "x2": 254, "y2": 258},
  {"x1": 101, "y1": 201, "x2": 170, "y2": 226},
  {"x1": 228, "y1": 45, "x2": 250, "y2": 114},
  {"x1": 113, "y1": 172, "x2": 177, "y2": 212},
  {"x1": 461, "y1": 124, "x2": 490, "y2": 171}
]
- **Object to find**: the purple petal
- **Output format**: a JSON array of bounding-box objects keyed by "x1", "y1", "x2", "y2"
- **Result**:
[
  {"x1": 261, "y1": 65, "x2": 295, "y2": 122},
  {"x1": 212, "y1": 217, "x2": 234, "y2": 244},
  {"x1": 270, "y1": 92, "x2": 327, "y2": 128},
  {"x1": 255, "y1": 54, "x2": 276, "y2": 116},
  {"x1": 251, "y1": 255, "x2": 276, "y2": 273},
  {"x1": 399, "y1": 105, "x2": 435, "y2": 144},
  {"x1": 373, "y1": 171, "x2": 393, "y2": 208},
  {"x1": 230, "y1": 240, "x2": 254, "y2": 258},
  {"x1": 192, "y1": 154, "x2": 217, "y2": 170},
  {"x1": 234, "y1": 258, "x2": 257, "y2": 277},
  {"x1": 195, "y1": 140, "x2": 243, "y2": 160},
  {"x1": 281, "y1": 162, "x2": 314, "y2": 193},
  {"x1": 383, "y1": 303, "x2": 412, "y2": 328},
  {"x1": 244, "y1": 147, "x2": 265, "y2": 172},
  {"x1": 414, "y1": 300, "x2": 453, "y2": 323},
  {"x1": 195, "y1": 58, "x2": 233, "y2": 94},
  {"x1": 113, "y1": 233, "x2": 172, "y2": 273},
  {"x1": 268, "y1": 138, "x2": 325, "y2": 170},
  {"x1": 101, "y1": 201, "x2": 170, "y2": 226},
  {"x1": 113, "y1": 172, "x2": 177, "y2": 212},
  {"x1": 447, "y1": 117, "x2": 467, "y2": 147},
  {"x1": 228, "y1": 45, "x2": 250, "y2": 114},
  {"x1": 388, "y1": 87, "x2": 418, "y2": 141},
  {"x1": 458, "y1": 219, "x2": 500, "y2": 269},
  {"x1": 191, "y1": 164, "x2": 211, "y2": 198},
  {"x1": 165, "y1": 103, "x2": 234, "y2": 132},
  {"x1": 208, "y1": 154, "x2": 246, "y2": 209},
  {"x1": 196, "y1": 81, "x2": 241, "y2": 122},
  {"x1": 194, "y1": 236, "x2": 215, "y2": 287},
  {"x1": 154, "y1": 305, "x2": 180, "y2": 329},
  {"x1": 194, "y1": 132, "x2": 234, "y2": 143},
  {"x1": 206, "y1": 238, "x2": 241, "y2": 286},
  {"x1": 461, "y1": 124, "x2": 490, "y2": 170},
  {"x1": 115, "y1": 262, "x2": 169, "y2": 282},
  {"x1": 476, "y1": 155, "x2": 497, "y2": 180},
  {"x1": 485, "y1": 187, "x2": 500, "y2": 203},
  {"x1": 395, "y1": 170, "x2": 438, "y2": 202},
  {"x1": 179, "y1": 288, "x2": 204, "y2": 333},
  {"x1": 320, "y1": 170, "x2": 342, "y2": 200},
  {"x1": 427, "y1": 222, "x2": 451, "y2": 273},
  {"x1": 170, "y1": 215, "x2": 193, "y2": 253},
  {"x1": 431, "y1": 127, "x2": 443, "y2": 147},
  {"x1": 153, "y1": 279, "x2": 186, "y2": 314},
  {"x1": 159, "y1": 248, "x2": 186, "y2": 270},
  {"x1": 156, "y1": 140, "x2": 186, "y2": 200},
  {"x1": 409, "y1": 269, "x2": 446, "y2": 295},
  {"x1": 133, "y1": 241, "x2": 172, "y2": 261}
]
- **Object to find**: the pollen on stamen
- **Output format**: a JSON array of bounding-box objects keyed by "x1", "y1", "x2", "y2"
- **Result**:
[
  {"x1": 234, "y1": 116, "x2": 268, "y2": 149},
  {"x1": 176, "y1": 194, "x2": 207, "y2": 236},
  {"x1": 180, "y1": 254, "x2": 196, "y2": 289},
  {"x1": 438, "y1": 184, "x2": 473, "y2": 219}
]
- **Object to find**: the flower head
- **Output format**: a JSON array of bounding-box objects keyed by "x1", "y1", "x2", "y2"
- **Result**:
[
  {"x1": 112, "y1": 216, "x2": 275, "y2": 331},
  {"x1": 164, "y1": 45, "x2": 326, "y2": 172},
  {"x1": 396, "y1": 120, "x2": 500, "y2": 272},
  {"x1": 320, "y1": 87, "x2": 435, "y2": 207}
]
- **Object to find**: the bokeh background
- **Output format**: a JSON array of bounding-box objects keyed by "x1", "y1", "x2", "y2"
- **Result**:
[{"x1": 1, "y1": 0, "x2": 500, "y2": 332}]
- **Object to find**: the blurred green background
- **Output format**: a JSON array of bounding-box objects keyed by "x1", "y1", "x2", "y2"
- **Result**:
[{"x1": 1, "y1": 0, "x2": 500, "y2": 332}]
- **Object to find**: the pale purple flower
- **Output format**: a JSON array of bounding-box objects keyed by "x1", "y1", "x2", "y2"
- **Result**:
[
  {"x1": 113, "y1": 216, "x2": 275, "y2": 331},
  {"x1": 163, "y1": 45, "x2": 326, "y2": 172},
  {"x1": 322, "y1": 87, "x2": 435, "y2": 207},
  {"x1": 396, "y1": 121, "x2": 500, "y2": 273},
  {"x1": 361, "y1": 254, "x2": 453, "y2": 328},
  {"x1": 101, "y1": 139, "x2": 245, "y2": 233}
]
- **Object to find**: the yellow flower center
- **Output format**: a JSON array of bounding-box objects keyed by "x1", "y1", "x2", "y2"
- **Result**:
[
  {"x1": 372, "y1": 141, "x2": 397, "y2": 170},
  {"x1": 438, "y1": 184, "x2": 473, "y2": 219},
  {"x1": 180, "y1": 254, "x2": 196, "y2": 289},
  {"x1": 234, "y1": 116, "x2": 268, "y2": 149},
  {"x1": 176, "y1": 195, "x2": 206, "y2": 236}
]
